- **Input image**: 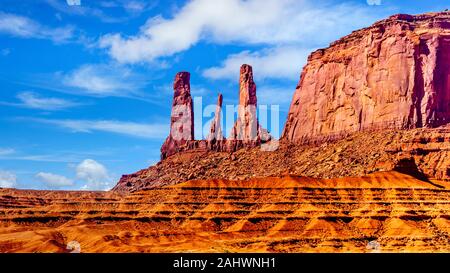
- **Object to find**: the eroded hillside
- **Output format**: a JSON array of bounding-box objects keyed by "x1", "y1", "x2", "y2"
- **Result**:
[{"x1": 1, "y1": 172, "x2": 450, "y2": 253}]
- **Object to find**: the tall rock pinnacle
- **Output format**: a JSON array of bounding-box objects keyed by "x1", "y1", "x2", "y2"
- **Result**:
[
  {"x1": 207, "y1": 93, "x2": 224, "y2": 141},
  {"x1": 230, "y1": 64, "x2": 260, "y2": 141},
  {"x1": 161, "y1": 72, "x2": 194, "y2": 159}
]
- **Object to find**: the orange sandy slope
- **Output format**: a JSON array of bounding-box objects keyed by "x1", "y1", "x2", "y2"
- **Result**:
[{"x1": 1, "y1": 171, "x2": 450, "y2": 253}]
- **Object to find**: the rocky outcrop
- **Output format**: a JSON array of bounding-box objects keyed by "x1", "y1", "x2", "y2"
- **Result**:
[
  {"x1": 160, "y1": 64, "x2": 270, "y2": 159},
  {"x1": 114, "y1": 124, "x2": 450, "y2": 192},
  {"x1": 206, "y1": 93, "x2": 224, "y2": 141},
  {"x1": 283, "y1": 12, "x2": 450, "y2": 143},
  {"x1": 161, "y1": 72, "x2": 194, "y2": 159},
  {"x1": 227, "y1": 65, "x2": 271, "y2": 151},
  {"x1": 116, "y1": 12, "x2": 450, "y2": 193}
]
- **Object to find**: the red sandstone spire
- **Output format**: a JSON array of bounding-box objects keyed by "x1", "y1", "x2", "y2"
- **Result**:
[
  {"x1": 230, "y1": 64, "x2": 259, "y2": 141},
  {"x1": 206, "y1": 93, "x2": 224, "y2": 141},
  {"x1": 161, "y1": 72, "x2": 194, "y2": 159}
]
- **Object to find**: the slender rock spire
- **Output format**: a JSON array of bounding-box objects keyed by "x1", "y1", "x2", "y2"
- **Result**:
[
  {"x1": 160, "y1": 72, "x2": 194, "y2": 159},
  {"x1": 207, "y1": 93, "x2": 224, "y2": 141},
  {"x1": 230, "y1": 64, "x2": 259, "y2": 141}
]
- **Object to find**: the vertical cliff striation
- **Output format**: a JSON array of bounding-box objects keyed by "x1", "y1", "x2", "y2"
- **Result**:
[{"x1": 283, "y1": 12, "x2": 450, "y2": 143}]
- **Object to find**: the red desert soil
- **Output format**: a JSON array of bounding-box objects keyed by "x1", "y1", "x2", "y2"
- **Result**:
[{"x1": 1, "y1": 171, "x2": 450, "y2": 253}]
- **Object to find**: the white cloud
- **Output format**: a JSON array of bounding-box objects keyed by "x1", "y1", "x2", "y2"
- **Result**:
[
  {"x1": 0, "y1": 12, "x2": 74, "y2": 43},
  {"x1": 47, "y1": 0, "x2": 153, "y2": 23},
  {"x1": 1, "y1": 48, "x2": 10, "y2": 56},
  {"x1": 61, "y1": 64, "x2": 147, "y2": 97},
  {"x1": 0, "y1": 148, "x2": 15, "y2": 156},
  {"x1": 123, "y1": 1, "x2": 148, "y2": 14},
  {"x1": 46, "y1": 0, "x2": 121, "y2": 23},
  {"x1": 66, "y1": 0, "x2": 81, "y2": 6},
  {"x1": 15, "y1": 92, "x2": 80, "y2": 111},
  {"x1": 32, "y1": 118, "x2": 168, "y2": 139},
  {"x1": 36, "y1": 172, "x2": 74, "y2": 188},
  {"x1": 0, "y1": 170, "x2": 17, "y2": 188},
  {"x1": 203, "y1": 47, "x2": 311, "y2": 81},
  {"x1": 99, "y1": 0, "x2": 384, "y2": 64},
  {"x1": 76, "y1": 159, "x2": 111, "y2": 190},
  {"x1": 367, "y1": 0, "x2": 382, "y2": 6}
]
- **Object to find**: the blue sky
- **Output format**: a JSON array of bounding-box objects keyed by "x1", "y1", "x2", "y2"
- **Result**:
[{"x1": 0, "y1": 0, "x2": 448, "y2": 190}]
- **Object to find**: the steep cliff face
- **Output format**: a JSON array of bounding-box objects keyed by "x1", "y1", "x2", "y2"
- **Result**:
[{"x1": 283, "y1": 12, "x2": 450, "y2": 143}]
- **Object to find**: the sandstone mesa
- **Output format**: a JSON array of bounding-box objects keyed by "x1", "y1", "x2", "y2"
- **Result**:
[{"x1": 283, "y1": 13, "x2": 450, "y2": 143}]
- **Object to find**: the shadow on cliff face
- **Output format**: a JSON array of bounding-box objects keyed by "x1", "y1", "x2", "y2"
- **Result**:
[
  {"x1": 392, "y1": 157, "x2": 445, "y2": 188},
  {"x1": 393, "y1": 157, "x2": 430, "y2": 182}
]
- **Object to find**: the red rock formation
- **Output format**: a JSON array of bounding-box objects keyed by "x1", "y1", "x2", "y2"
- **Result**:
[
  {"x1": 112, "y1": 12, "x2": 450, "y2": 196},
  {"x1": 160, "y1": 65, "x2": 270, "y2": 159},
  {"x1": 206, "y1": 93, "x2": 224, "y2": 141},
  {"x1": 228, "y1": 64, "x2": 271, "y2": 151},
  {"x1": 283, "y1": 12, "x2": 450, "y2": 143},
  {"x1": 161, "y1": 72, "x2": 194, "y2": 159},
  {"x1": 5, "y1": 172, "x2": 450, "y2": 253},
  {"x1": 230, "y1": 64, "x2": 259, "y2": 141}
]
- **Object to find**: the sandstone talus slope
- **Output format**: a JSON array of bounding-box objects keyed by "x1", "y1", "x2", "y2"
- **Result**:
[{"x1": 114, "y1": 125, "x2": 450, "y2": 192}]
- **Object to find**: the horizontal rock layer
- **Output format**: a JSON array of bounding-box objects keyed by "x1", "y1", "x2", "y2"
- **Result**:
[{"x1": 2, "y1": 172, "x2": 450, "y2": 252}]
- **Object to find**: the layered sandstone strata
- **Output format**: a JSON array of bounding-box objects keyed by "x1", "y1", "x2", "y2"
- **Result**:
[
  {"x1": 283, "y1": 12, "x2": 450, "y2": 143},
  {"x1": 3, "y1": 172, "x2": 450, "y2": 253}
]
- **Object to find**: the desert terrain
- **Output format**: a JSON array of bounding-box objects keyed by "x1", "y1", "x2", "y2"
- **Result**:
[
  {"x1": 2, "y1": 12, "x2": 450, "y2": 253},
  {"x1": 1, "y1": 171, "x2": 450, "y2": 253}
]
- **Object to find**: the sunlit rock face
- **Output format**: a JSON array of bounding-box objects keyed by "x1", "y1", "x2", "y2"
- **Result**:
[
  {"x1": 206, "y1": 93, "x2": 224, "y2": 141},
  {"x1": 283, "y1": 12, "x2": 450, "y2": 143},
  {"x1": 160, "y1": 72, "x2": 195, "y2": 160},
  {"x1": 160, "y1": 65, "x2": 270, "y2": 160}
]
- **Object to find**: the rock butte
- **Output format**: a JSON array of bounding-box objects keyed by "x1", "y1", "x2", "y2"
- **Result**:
[
  {"x1": 206, "y1": 93, "x2": 224, "y2": 141},
  {"x1": 160, "y1": 72, "x2": 195, "y2": 159},
  {"x1": 283, "y1": 12, "x2": 450, "y2": 143}
]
